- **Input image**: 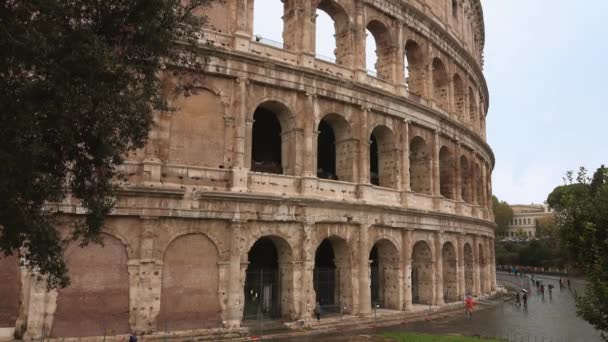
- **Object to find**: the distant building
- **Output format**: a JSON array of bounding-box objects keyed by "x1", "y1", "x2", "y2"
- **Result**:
[{"x1": 501, "y1": 203, "x2": 553, "y2": 240}]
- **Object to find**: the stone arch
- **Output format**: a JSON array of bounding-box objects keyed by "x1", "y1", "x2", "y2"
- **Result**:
[
  {"x1": 432, "y1": 58, "x2": 450, "y2": 111},
  {"x1": 157, "y1": 233, "x2": 221, "y2": 330},
  {"x1": 439, "y1": 146, "x2": 455, "y2": 199},
  {"x1": 463, "y1": 243, "x2": 474, "y2": 296},
  {"x1": 51, "y1": 233, "x2": 130, "y2": 338},
  {"x1": 410, "y1": 136, "x2": 431, "y2": 194},
  {"x1": 404, "y1": 40, "x2": 426, "y2": 97},
  {"x1": 168, "y1": 89, "x2": 226, "y2": 168},
  {"x1": 243, "y1": 235, "x2": 295, "y2": 321},
  {"x1": 411, "y1": 240, "x2": 434, "y2": 305},
  {"x1": 317, "y1": 113, "x2": 355, "y2": 182},
  {"x1": 469, "y1": 87, "x2": 478, "y2": 130},
  {"x1": 479, "y1": 242, "x2": 488, "y2": 294},
  {"x1": 313, "y1": 236, "x2": 353, "y2": 314},
  {"x1": 370, "y1": 125, "x2": 399, "y2": 189},
  {"x1": 369, "y1": 239, "x2": 400, "y2": 310},
  {"x1": 366, "y1": 19, "x2": 393, "y2": 81},
  {"x1": 250, "y1": 100, "x2": 296, "y2": 175},
  {"x1": 314, "y1": 0, "x2": 353, "y2": 66},
  {"x1": 442, "y1": 242, "x2": 458, "y2": 302},
  {"x1": 460, "y1": 155, "x2": 473, "y2": 203},
  {"x1": 0, "y1": 254, "x2": 21, "y2": 329},
  {"x1": 453, "y1": 74, "x2": 465, "y2": 121}
]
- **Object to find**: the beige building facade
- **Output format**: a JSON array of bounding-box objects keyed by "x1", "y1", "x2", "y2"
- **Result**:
[
  {"x1": 501, "y1": 204, "x2": 553, "y2": 240},
  {"x1": 0, "y1": 0, "x2": 496, "y2": 339}
]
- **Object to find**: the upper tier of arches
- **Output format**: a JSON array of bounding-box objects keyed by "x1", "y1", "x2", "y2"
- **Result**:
[{"x1": 204, "y1": 0, "x2": 488, "y2": 139}]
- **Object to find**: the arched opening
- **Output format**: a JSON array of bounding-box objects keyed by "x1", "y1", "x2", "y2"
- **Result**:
[
  {"x1": 317, "y1": 120, "x2": 337, "y2": 180},
  {"x1": 460, "y1": 155, "x2": 472, "y2": 204},
  {"x1": 453, "y1": 74, "x2": 465, "y2": 121},
  {"x1": 158, "y1": 234, "x2": 220, "y2": 330},
  {"x1": 253, "y1": 0, "x2": 285, "y2": 48},
  {"x1": 432, "y1": 58, "x2": 449, "y2": 111},
  {"x1": 469, "y1": 87, "x2": 478, "y2": 130},
  {"x1": 369, "y1": 240, "x2": 400, "y2": 310},
  {"x1": 479, "y1": 244, "x2": 487, "y2": 295},
  {"x1": 315, "y1": 0, "x2": 352, "y2": 66},
  {"x1": 410, "y1": 136, "x2": 431, "y2": 194},
  {"x1": 251, "y1": 101, "x2": 293, "y2": 175},
  {"x1": 366, "y1": 20, "x2": 392, "y2": 80},
  {"x1": 370, "y1": 126, "x2": 398, "y2": 189},
  {"x1": 313, "y1": 237, "x2": 352, "y2": 314},
  {"x1": 411, "y1": 241, "x2": 433, "y2": 305},
  {"x1": 0, "y1": 254, "x2": 20, "y2": 329},
  {"x1": 404, "y1": 40, "x2": 425, "y2": 97},
  {"x1": 442, "y1": 242, "x2": 458, "y2": 303},
  {"x1": 439, "y1": 146, "x2": 455, "y2": 199},
  {"x1": 464, "y1": 243, "x2": 474, "y2": 296},
  {"x1": 243, "y1": 236, "x2": 293, "y2": 320},
  {"x1": 51, "y1": 234, "x2": 129, "y2": 338}
]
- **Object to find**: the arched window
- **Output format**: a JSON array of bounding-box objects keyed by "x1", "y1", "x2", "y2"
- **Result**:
[
  {"x1": 404, "y1": 40, "x2": 425, "y2": 97},
  {"x1": 410, "y1": 136, "x2": 431, "y2": 194},
  {"x1": 253, "y1": 0, "x2": 285, "y2": 48},
  {"x1": 366, "y1": 20, "x2": 392, "y2": 80},
  {"x1": 318, "y1": 114, "x2": 355, "y2": 182},
  {"x1": 315, "y1": 1, "x2": 352, "y2": 66},
  {"x1": 432, "y1": 58, "x2": 449, "y2": 111},
  {"x1": 251, "y1": 101, "x2": 294, "y2": 175}
]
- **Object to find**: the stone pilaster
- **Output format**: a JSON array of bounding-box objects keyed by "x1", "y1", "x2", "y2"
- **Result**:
[
  {"x1": 432, "y1": 130, "x2": 441, "y2": 197},
  {"x1": 400, "y1": 120, "x2": 411, "y2": 193},
  {"x1": 226, "y1": 220, "x2": 244, "y2": 327},
  {"x1": 23, "y1": 274, "x2": 58, "y2": 340},
  {"x1": 457, "y1": 234, "x2": 465, "y2": 300},
  {"x1": 358, "y1": 224, "x2": 372, "y2": 316},
  {"x1": 434, "y1": 232, "x2": 444, "y2": 305},
  {"x1": 455, "y1": 141, "x2": 462, "y2": 201},
  {"x1": 402, "y1": 229, "x2": 413, "y2": 310},
  {"x1": 358, "y1": 106, "x2": 370, "y2": 184},
  {"x1": 299, "y1": 222, "x2": 315, "y2": 324},
  {"x1": 473, "y1": 236, "x2": 481, "y2": 296}
]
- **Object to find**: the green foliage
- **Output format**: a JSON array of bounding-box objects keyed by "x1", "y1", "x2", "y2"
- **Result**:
[
  {"x1": 492, "y1": 195, "x2": 513, "y2": 234},
  {"x1": 547, "y1": 166, "x2": 608, "y2": 339},
  {"x1": 495, "y1": 239, "x2": 566, "y2": 268},
  {"x1": 0, "y1": 0, "x2": 220, "y2": 288}
]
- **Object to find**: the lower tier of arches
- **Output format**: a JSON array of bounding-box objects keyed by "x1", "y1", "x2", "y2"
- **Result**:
[{"x1": 3, "y1": 216, "x2": 496, "y2": 339}]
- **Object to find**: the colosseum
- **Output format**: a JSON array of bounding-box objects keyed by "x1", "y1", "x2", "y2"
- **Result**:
[{"x1": 0, "y1": 0, "x2": 496, "y2": 339}]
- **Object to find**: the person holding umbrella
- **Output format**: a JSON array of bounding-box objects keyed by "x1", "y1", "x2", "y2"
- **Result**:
[
  {"x1": 548, "y1": 284, "x2": 554, "y2": 298},
  {"x1": 521, "y1": 289, "x2": 529, "y2": 308}
]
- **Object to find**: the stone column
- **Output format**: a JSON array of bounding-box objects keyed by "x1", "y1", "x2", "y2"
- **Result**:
[
  {"x1": 490, "y1": 238, "x2": 497, "y2": 291},
  {"x1": 455, "y1": 141, "x2": 462, "y2": 201},
  {"x1": 432, "y1": 130, "x2": 441, "y2": 196},
  {"x1": 358, "y1": 106, "x2": 370, "y2": 184},
  {"x1": 233, "y1": 77, "x2": 249, "y2": 169},
  {"x1": 303, "y1": 92, "x2": 318, "y2": 177},
  {"x1": 434, "y1": 232, "x2": 444, "y2": 305},
  {"x1": 481, "y1": 156, "x2": 488, "y2": 208},
  {"x1": 457, "y1": 234, "x2": 465, "y2": 300},
  {"x1": 244, "y1": 119, "x2": 254, "y2": 171},
  {"x1": 233, "y1": 0, "x2": 252, "y2": 51},
  {"x1": 23, "y1": 274, "x2": 58, "y2": 340},
  {"x1": 473, "y1": 236, "x2": 481, "y2": 296},
  {"x1": 353, "y1": 1, "x2": 367, "y2": 78},
  {"x1": 402, "y1": 229, "x2": 413, "y2": 310},
  {"x1": 298, "y1": 222, "x2": 315, "y2": 324},
  {"x1": 358, "y1": 224, "x2": 372, "y2": 316},
  {"x1": 400, "y1": 120, "x2": 411, "y2": 193},
  {"x1": 226, "y1": 220, "x2": 244, "y2": 327}
]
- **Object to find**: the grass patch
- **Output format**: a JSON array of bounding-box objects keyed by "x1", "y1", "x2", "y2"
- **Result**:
[{"x1": 382, "y1": 332, "x2": 501, "y2": 342}]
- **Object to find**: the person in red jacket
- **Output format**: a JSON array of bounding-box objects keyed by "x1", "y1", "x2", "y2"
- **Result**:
[{"x1": 465, "y1": 295, "x2": 476, "y2": 319}]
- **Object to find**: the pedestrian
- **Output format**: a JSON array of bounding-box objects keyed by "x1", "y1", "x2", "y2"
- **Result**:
[
  {"x1": 314, "y1": 302, "x2": 322, "y2": 321},
  {"x1": 465, "y1": 295, "x2": 475, "y2": 319},
  {"x1": 536, "y1": 280, "x2": 540, "y2": 289},
  {"x1": 540, "y1": 284, "x2": 545, "y2": 296},
  {"x1": 559, "y1": 278, "x2": 563, "y2": 289},
  {"x1": 129, "y1": 335, "x2": 138, "y2": 342},
  {"x1": 515, "y1": 292, "x2": 521, "y2": 306},
  {"x1": 522, "y1": 293, "x2": 528, "y2": 307},
  {"x1": 548, "y1": 285, "x2": 553, "y2": 298},
  {"x1": 567, "y1": 279, "x2": 571, "y2": 289}
]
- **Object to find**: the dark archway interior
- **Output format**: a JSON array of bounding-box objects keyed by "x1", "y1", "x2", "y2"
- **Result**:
[
  {"x1": 317, "y1": 120, "x2": 337, "y2": 180},
  {"x1": 251, "y1": 108, "x2": 282, "y2": 174},
  {"x1": 370, "y1": 134, "x2": 379, "y2": 185},
  {"x1": 369, "y1": 245, "x2": 380, "y2": 305},
  {"x1": 314, "y1": 239, "x2": 338, "y2": 310},
  {"x1": 244, "y1": 237, "x2": 280, "y2": 319}
]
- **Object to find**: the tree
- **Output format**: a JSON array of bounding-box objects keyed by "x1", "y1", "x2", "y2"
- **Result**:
[
  {"x1": 492, "y1": 195, "x2": 513, "y2": 236},
  {"x1": 0, "y1": 0, "x2": 220, "y2": 288},
  {"x1": 548, "y1": 166, "x2": 608, "y2": 339}
]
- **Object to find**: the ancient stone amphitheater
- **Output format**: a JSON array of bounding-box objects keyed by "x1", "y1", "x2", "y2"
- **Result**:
[{"x1": 0, "y1": 0, "x2": 496, "y2": 339}]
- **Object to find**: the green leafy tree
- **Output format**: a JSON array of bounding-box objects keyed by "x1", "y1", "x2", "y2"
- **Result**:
[
  {"x1": 492, "y1": 195, "x2": 513, "y2": 236},
  {"x1": 0, "y1": 0, "x2": 220, "y2": 288},
  {"x1": 548, "y1": 166, "x2": 608, "y2": 339}
]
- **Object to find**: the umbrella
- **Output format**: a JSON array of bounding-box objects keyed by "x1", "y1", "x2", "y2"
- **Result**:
[{"x1": 521, "y1": 289, "x2": 529, "y2": 293}]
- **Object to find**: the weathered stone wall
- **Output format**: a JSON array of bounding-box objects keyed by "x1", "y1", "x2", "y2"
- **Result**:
[{"x1": 3, "y1": 0, "x2": 496, "y2": 339}]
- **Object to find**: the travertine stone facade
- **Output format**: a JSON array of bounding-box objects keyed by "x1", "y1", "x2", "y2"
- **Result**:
[{"x1": 0, "y1": 0, "x2": 496, "y2": 340}]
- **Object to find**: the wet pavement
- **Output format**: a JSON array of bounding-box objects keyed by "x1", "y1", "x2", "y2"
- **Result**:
[{"x1": 281, "y1": 274, "x2": 602, "y2": 342}]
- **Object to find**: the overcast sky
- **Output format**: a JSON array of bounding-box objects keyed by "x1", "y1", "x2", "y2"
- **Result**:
[{"x1": 253, "y1": 1, "x2": 607, "y2": 205}]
